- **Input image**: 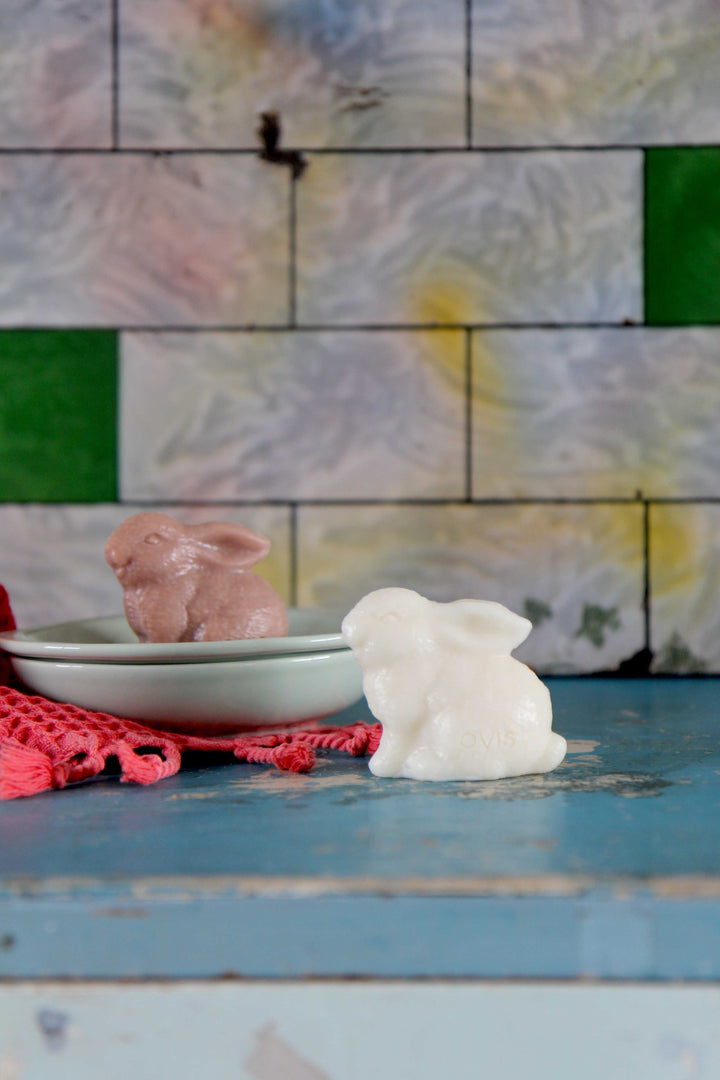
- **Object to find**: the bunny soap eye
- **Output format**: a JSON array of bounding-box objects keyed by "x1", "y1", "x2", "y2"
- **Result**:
[
  {"x1": 341, "y1": 587, "x2": 566, "y2": 782},
  {"x1": 380, "y1": 611, "x2": 401, "y2": 624},
  {"x1": 105, "y1": 512, "x2": 288, "y2": 644}
]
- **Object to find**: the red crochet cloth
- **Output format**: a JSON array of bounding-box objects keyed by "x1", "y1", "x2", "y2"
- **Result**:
[{"x1": 0, "y1": 585, "x2": 379, "y2": 800}]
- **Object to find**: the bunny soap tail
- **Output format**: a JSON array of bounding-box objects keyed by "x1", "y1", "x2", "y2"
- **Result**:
[{"x1": 532, "y1": 731, "x2": 567, "y2": 775}]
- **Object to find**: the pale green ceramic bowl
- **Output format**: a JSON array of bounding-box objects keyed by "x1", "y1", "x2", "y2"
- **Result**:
[
  {"x1": 9, "y1": 650, "x2": 364, "y2": 735},
  {"x1": 1, "y1": 609, "x2": 364, "y2": 735}
]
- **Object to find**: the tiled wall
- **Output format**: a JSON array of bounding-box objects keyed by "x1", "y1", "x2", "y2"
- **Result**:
[{"x1": 2, "y1": 0, "x2": 720, "y2": 674}]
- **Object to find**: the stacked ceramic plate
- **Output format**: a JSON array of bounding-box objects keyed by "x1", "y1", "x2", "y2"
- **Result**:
[{"x1": 0, "y1": 609, "x2": 365, "y2": 735}]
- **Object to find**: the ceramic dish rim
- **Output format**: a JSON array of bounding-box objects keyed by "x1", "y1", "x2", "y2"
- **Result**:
[
  {"x1": 9, "y1": 648, "x2": 351, "y2": 675},
  {"x1": 0, "y1": 609, "x2": 349, "y2": 665}
]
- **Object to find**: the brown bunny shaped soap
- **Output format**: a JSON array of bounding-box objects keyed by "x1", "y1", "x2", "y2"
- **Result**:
[{"x1": 105, "y1": 512, "x2": 288, "y2": 643}]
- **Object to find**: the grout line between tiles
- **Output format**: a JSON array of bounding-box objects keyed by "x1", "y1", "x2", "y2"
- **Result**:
[
  {"x1": 643, "y1": 499, "x2": 652, "y2": 655},
  {"x1": 114, "y1": 330, "x2": 122, "y2": 503},
  {"x1": 303, "y1": 144, "x2": 644, "y2": 154},
  {"x1": 289, "y1": 504, "x2": 299, "y2": 607},
  {"x1": 77, "y1": 496, "x2": 709, "y2": 507},
  {"x1": 464, "y1": 329, "x2": 473, "y2": 501},
  {"x1": 465, "y1": 0, "x2": 473, "y2": 149},
  {"x1": 0, "y1": 322, "x2": 651, "y2": 334},
  {"x1": 289, "y1": 173, "x2": 298, "y2": 327},
  {"x1": 641, "y1": 148, "x2": 648, "y2": 326},
  {"x1": 0, "y1": 145, "x2": 652, "y2": 155},
  {"x1": 111, "y1": 0, "x2": 120, "y2": 149}
]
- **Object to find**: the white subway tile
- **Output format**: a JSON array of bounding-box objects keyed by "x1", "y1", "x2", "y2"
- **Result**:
[
  {"x1": 120, "y1": 0, "x2": 464, "y2": 148},
  {"x1": 0, "y1": 155, "x2": 288, "y2": 326},
  {"x1": 120, "y1": 330, "x2": 466, "y2": 501},
  {"x1": 297, "y1": 152, "x2": 641, "y2": 325},
  {"x1": 0, "y1": 0, "x2": 111, "y2": 147},
  {"x1": 472, "y1": 0, "x2": 720, "y2": 146},
  {"x1": 650, "y1": 504, "x2": 720, "y2": 673},
  {"x1": 472, "y1": 328, "x2": 720, "y2": 499},
  {"x1": 297, "y1": 503, "x2": 645, "y2": 674}
]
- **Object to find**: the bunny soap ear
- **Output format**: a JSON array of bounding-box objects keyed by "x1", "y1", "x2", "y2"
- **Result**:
[
  {"x1": 190, "y1": 523, "x2": 272, "y2": 569},
  {"x1": 440, "y1": 598, "x2": 532, "y2": 654}
]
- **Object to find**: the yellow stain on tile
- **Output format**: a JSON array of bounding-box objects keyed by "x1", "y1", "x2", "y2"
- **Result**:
[
  {"x1": 422, "y1": 328, "x2": 466, "y2": 390},
  {"x1": 649, "y1": 505, "x2": 703, "y2": 600},
  {"x1": 472, "y1": 334, "x2": 520, "y2": 406},
  {"x1": 598, "y1": 502, "x2": 645, "y2": 578},
  {"x1": 472, "y1": 333, "x2": 530, "y2": 479},
  {"x1": 515, "y1": 502, "x2": 645, "y2": 583},
  {"x1": 410, "y1": 278, "x2": 477, "y2": 327},
  {"x1": 407, "y1": 279, "x2": 477, "y2": 390},
  {"x1": 296, "y1": 501, "x2": 647, "y2": 613},
  {"x1": 258, "y1": 550, "x2": 291, "y2": 604}
]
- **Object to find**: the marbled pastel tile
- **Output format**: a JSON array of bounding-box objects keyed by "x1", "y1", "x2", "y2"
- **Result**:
[
  {"x1": 119, "y1": 0, "x2": 464, "y2": 148},
  {"x1": 120, "y1": 330, "x2": 466, "y2": 501},
  {"x1": 472, "y1": 328, "x2": 720, "y2": 499},
  {"x1": 471, "y1": 0, "x2": 720, "y2": 146},
  {"x1": 0, "y1": 504, "x2": 291, "y2": 631},
  {"x1": 297, "y1": 503, "x2": 645, "y2": 674},
  {"x1": 0, "y1": 155, "x2": 288, "y2": 326},
  {"x1": 0, "y1": 0, "x2": 111, "y2": 147},
  {"x1": 297, "y1": 152, "x2": 641, "y2": 326},
  {"x1": 649, "y1": 504, "x2": 720, "y2": 674}
]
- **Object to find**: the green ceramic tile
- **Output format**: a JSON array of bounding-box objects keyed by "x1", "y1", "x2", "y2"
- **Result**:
[
  {"x1": 645, "y1": 148, "x2": 720, "y2": 325},
  {"x1": 0, "y1": 331, "x2": 117, "y2": 501}
]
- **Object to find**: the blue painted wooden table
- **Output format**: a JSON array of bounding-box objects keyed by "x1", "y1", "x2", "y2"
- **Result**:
[
  {"x1": 2, "y1": 678, "x2": 720, "y2": 1078},
  {"x1": 1, "y1": 677, "x2": 719, "y2": 981}
]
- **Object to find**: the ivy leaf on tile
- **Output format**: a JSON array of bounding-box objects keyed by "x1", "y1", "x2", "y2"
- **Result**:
[
  {"x1": 523, "y1": 598, "x2": 553, "y2": 627},
  {"x1": 574, "y1": 605, "x2": 622, "y2": 648},
  {"x1": 654, "y1": 632, "x2": 708, "y2": 675}
]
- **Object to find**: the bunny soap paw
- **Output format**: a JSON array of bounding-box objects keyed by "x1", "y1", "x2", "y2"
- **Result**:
[
  {"x1": 105, "y1": 512, "x2": 288, "y2": 643},
  {"x1": 341, "y1": 587, "x2": 566, "y2": 782}
]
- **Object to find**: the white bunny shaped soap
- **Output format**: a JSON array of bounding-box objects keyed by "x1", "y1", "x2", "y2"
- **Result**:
[{"x1": 341, "y1": 587, "x2": 566, "y2": 781}]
